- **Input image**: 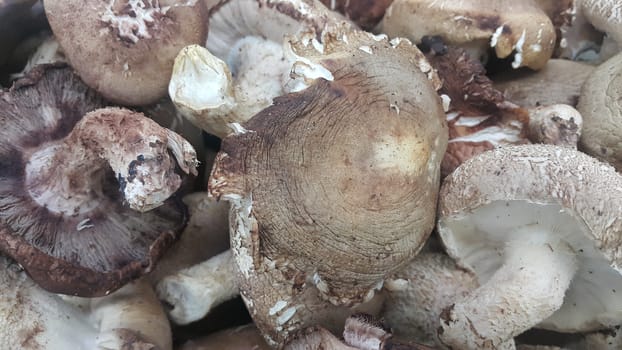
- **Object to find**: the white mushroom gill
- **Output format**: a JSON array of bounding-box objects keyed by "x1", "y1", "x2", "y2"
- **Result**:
[{"x1": 439, "y1": 200, "x2": 622, "y2": 348}]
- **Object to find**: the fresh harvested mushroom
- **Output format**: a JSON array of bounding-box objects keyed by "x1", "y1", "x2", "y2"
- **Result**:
[
  {"x1": 44, "y1": 0, "x2": 207, "y2": 106},
  {"x1": 492, "y1": 59, "x2": 594, "y2": 108},
  {"x1": 382, "y1": 252, "x2": 478, "y2": 347},
  {"x1": 577, "y1": 51, "x2": 622, "y2": 171},
  {"x1": 162, "y1": 26, "x2": 447, "y2": 346},
  {"x1": 0, "y1": 256, "x2": 171, "y2": 350},
  {"x1": 377, "y1": 0, "x2": 559, "y2": 69},
  {"x1": 0, "y1": 65, "x2": 197, "y2": 296},
  {"x1": 169, "y1": 0, "x2": 348, "y2": 138},
  {"x1": 437, "y1": 144, "x2": 622, "y2": 349},
  {"x1": 148, "y1": 192, "x2": 230, "y2": 285}
]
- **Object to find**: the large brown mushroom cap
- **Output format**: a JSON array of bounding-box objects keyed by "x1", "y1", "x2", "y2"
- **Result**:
[
  {"x1": 44, "y1": 0, "x2": 207, "y2": 106},
  {"x1": 208, "y1": 28, "x2": 446, "y2": 346},
  {"x1": 0, "y1": 65, "x2": 190, "y2": 296},
  {"x1": 437, "y1": 144, "x2": 622, "y2": 348}
]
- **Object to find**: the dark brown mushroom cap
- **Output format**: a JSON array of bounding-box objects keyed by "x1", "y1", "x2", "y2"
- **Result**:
[
  {"x1": 44, "y1": 0, "x2": 207, "y2": 106},
  {"x1": 0, "y1": 64, "x2": 188, "y2": 296}
]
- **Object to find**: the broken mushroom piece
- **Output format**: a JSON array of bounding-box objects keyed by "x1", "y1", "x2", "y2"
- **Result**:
[
  {"x1": 169, "y1": 0, "x2": 349, "y2": 138},
  {"x1": 0, "y1": 65, "x2": 197, "y2": 296},
  {"x1": 577, "y1": 51, "x2": 622, "y2": 171},
  {"x1": 527, "y1": 104, "x2": 583, "y2": 147},
  {"x1": 318, "y1": 0, "x2": 393, "y2": 29},
  {"x1": 207, "y1": 28, "x2": 446, "y2": 346},
  {"x1": 437, "y1": 144, "x2": 622, "y2": 349},
  {"x1": 44, "y1": 0, "x2": 207, "y2": 106},
  {"x1": 377, "y1": 0, "x2": 558, "y2": 69},
  {"x1": 0, "y1": 257, "x2": 172, "y2": 350},
  {"x1": 382, "y1": 252, "x2": 478, "y2": 347}
]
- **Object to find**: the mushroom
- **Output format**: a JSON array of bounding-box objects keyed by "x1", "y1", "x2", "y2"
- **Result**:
[
  {"x1": 342, "y1": 313, "x2": 436, "y2": 349},
  {"x1": 436, "y1": 144, "x2": 622, "y2": 349},
  {"x1": 527, "y1": 104, "x2": 583, "y2": 147},
  {"x1": 162, "y1": 26, "x2": 446, "y2": 346},
  {"x1": 169, "y1": 0, "x2": 349, "y2": 138},
  {"x1": 376, "y1": 0, "x2": 559, "y2": 69},
  {"x1": 0, "y1": 64, "x2": 197, "y2": 296},
  {"x1": 0, "y1": 256, "x2": 172, "y2": 349},
  {"x1": 577, "y1": 51, "x2": 622, "y2": 171},
  {"x1": 381, "y1": 252, "x2": 478, "y2": 347},
  {"x1": 44, "y1": 0, "x2": 207, "y2": 106},
  {"x1": 492, "y1": 59, "x2": 595, "y2": 108}
]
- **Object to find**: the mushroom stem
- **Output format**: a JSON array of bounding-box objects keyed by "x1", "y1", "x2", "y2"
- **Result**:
[
  {"x1": 156, "y1": 249, "x2": 239, "y2": 325},
  {"x1": 25, "y1": 107, "x2": 197, "y2": 213},
  {"x1": 439, "y1": 230, "x2": 579, "y2": 349}
]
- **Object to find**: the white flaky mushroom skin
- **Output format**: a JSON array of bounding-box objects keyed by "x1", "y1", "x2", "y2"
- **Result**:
[
  {"x1": 169, "y1": 0, "x2": 349, "y2": 138},
  {"x1": 377, "y1": 0, "x2": 558, "y2": 69},
  {"x1": 437, "y1": 144, "x2": 622, "y2": 349},
  {"x1": 44, "y1": 0, "x2": 207, "y2": 105}
]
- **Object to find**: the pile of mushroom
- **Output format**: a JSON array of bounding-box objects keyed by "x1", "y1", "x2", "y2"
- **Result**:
[{"x1": 1, "y1": 0, "x2": 622, "y2": 349}]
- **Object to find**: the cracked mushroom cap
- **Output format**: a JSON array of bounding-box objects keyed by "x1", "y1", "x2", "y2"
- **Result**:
[
  {"x1": 437, "y1": 144, "x2": 622, "y2": 348},
  {"x1": 0, "y1": 65, "x2": 194, "y2": 296},
  {"x1": 207, "y1": 27, "x2": 446, "y2": 346},
  {"x1": 578, "y1": 51, "x2": 622, "y2": 171},
  {"x1": 377, "y1": 0, "x2": 557, "y2": 69},
  {"x1": 44, "y1": 0, "x2": 207, "y2": 106}
]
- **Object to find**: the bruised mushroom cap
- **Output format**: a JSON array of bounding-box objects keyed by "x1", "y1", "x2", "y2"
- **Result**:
[
  {"x1": 44, "y1": 0, "x2": 207, "y2": 106},
  {"x1": 0, "y1": 65, "x2": 192, "y2": 296},
  {"x1": 438, "y1": 145, "x2": 622, "y2": 340},
  {"x1": 577, "y1": 52, "x2": 622, "y2": 171},
  {"x1": 209, "y1": 27, "x2": 446, "y2": 305},
  {"x1": 377, "y1": 0, "x2": 557, "y2": 69}
]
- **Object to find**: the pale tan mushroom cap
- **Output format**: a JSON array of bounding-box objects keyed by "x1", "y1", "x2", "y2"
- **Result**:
[
  {"x1": 377, "y1": 0, "x2": 556, "y2": 69},
  {"x1": 581, "y1": 0, "x2": 622, "y2": 46},
  {"x1": 44, "y1": 0, "x2": 207, "y2": 106},
  {"x1": 578, "y1": 52, "x2": 622, "y2": 171},
  {"x1": 439, "y1": 144, "x2": 622, "y2": 331}
]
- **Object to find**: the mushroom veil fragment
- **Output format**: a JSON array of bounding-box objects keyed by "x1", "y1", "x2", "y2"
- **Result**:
[
  {"x1": 207, "y1": 26, "x2": 447, "y2": 346},
  {"x1": 0, "y1": 65, "x2": 197, "y2": 296},
  {"x1": 437, "y1": 144, "x2": 622, "y2": 349}
]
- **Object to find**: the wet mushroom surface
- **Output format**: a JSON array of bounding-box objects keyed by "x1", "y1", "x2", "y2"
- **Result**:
[{"x1": 0, "y1": 64, "x2": 194, "y2": 297}]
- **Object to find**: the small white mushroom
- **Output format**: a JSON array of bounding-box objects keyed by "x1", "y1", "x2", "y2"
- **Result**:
[{"x1": 527, "y1": 104, "x2": 583, "y2": 147}]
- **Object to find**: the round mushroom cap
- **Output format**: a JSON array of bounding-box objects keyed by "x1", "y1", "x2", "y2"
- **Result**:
[
  {"x1": 438, "y1": 144, "x2": 622, "y2": 332},
  {"x1": 578, "y1": 51, "x2": 622, "y2": 171},
  {"x1": 0, "y1": 65, "x2": 188, "y2": 296},
  {"x1": 44, "y1": 0, "x2": 207, "y2": 106}
]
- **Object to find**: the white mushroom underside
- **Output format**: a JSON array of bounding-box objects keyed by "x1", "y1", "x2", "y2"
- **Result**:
[{"x1": 439, "y1": 200, "x2": 622, "y2": 332}]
